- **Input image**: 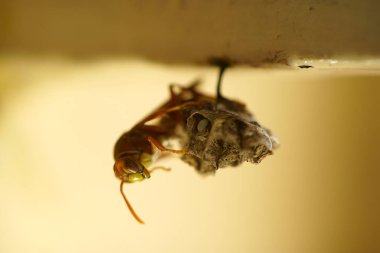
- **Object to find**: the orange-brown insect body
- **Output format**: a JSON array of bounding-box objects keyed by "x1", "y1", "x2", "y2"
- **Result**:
[{"x1": 113, "y1": 83, "x2": 212, "y2": 223}]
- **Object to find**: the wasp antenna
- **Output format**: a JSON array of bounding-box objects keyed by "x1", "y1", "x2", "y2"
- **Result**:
[{"x1": 120, "y1": 181, "x2": 145, "y2": 224}]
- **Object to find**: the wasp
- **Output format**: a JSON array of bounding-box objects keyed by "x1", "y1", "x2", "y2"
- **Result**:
[{"x1": 113, "y1": 64, "x2": 278, "y2": 224}]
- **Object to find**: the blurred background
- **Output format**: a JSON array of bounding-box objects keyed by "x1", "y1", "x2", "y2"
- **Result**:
[{"x1": 1, "y1": 1, "x2": 380, "y2": 253}]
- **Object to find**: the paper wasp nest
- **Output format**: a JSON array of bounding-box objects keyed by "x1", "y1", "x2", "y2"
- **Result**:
[{"x1": 181, "y1": 97, "x2": 279, "y2": 174}]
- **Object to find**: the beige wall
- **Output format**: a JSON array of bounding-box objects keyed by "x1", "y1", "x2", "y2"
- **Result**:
[
  {"x1": 0, "y1": 57, "x2": 379, "y2": 252},
  {"x1": 1, "y1": 1, "x2": 379, "y2": 251}
]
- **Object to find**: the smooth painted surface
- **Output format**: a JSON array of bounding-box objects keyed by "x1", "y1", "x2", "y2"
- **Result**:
[{"x1": 0, "y1": 58, "x2": 379, "y2": 253}]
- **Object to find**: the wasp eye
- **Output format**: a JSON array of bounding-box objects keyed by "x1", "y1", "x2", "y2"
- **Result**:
[{"x1": 197, "y1": 118, "x2": 210, "y2": 132}]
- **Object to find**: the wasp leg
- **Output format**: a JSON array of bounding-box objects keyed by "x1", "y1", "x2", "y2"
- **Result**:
[
  {"x1": 147, "y1": 135, "x2": 189, "y2": 155},
  {"x1": 169, "y1": 79, "x2": 201, "y2": 97},
  {"x1": 136, "y1": 100, "x2": 208, "y2": 127}
]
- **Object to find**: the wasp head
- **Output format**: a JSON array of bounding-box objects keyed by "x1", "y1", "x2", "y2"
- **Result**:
[{"x1": 114, "y1": 157, "x2": 151, "y2": 183}]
